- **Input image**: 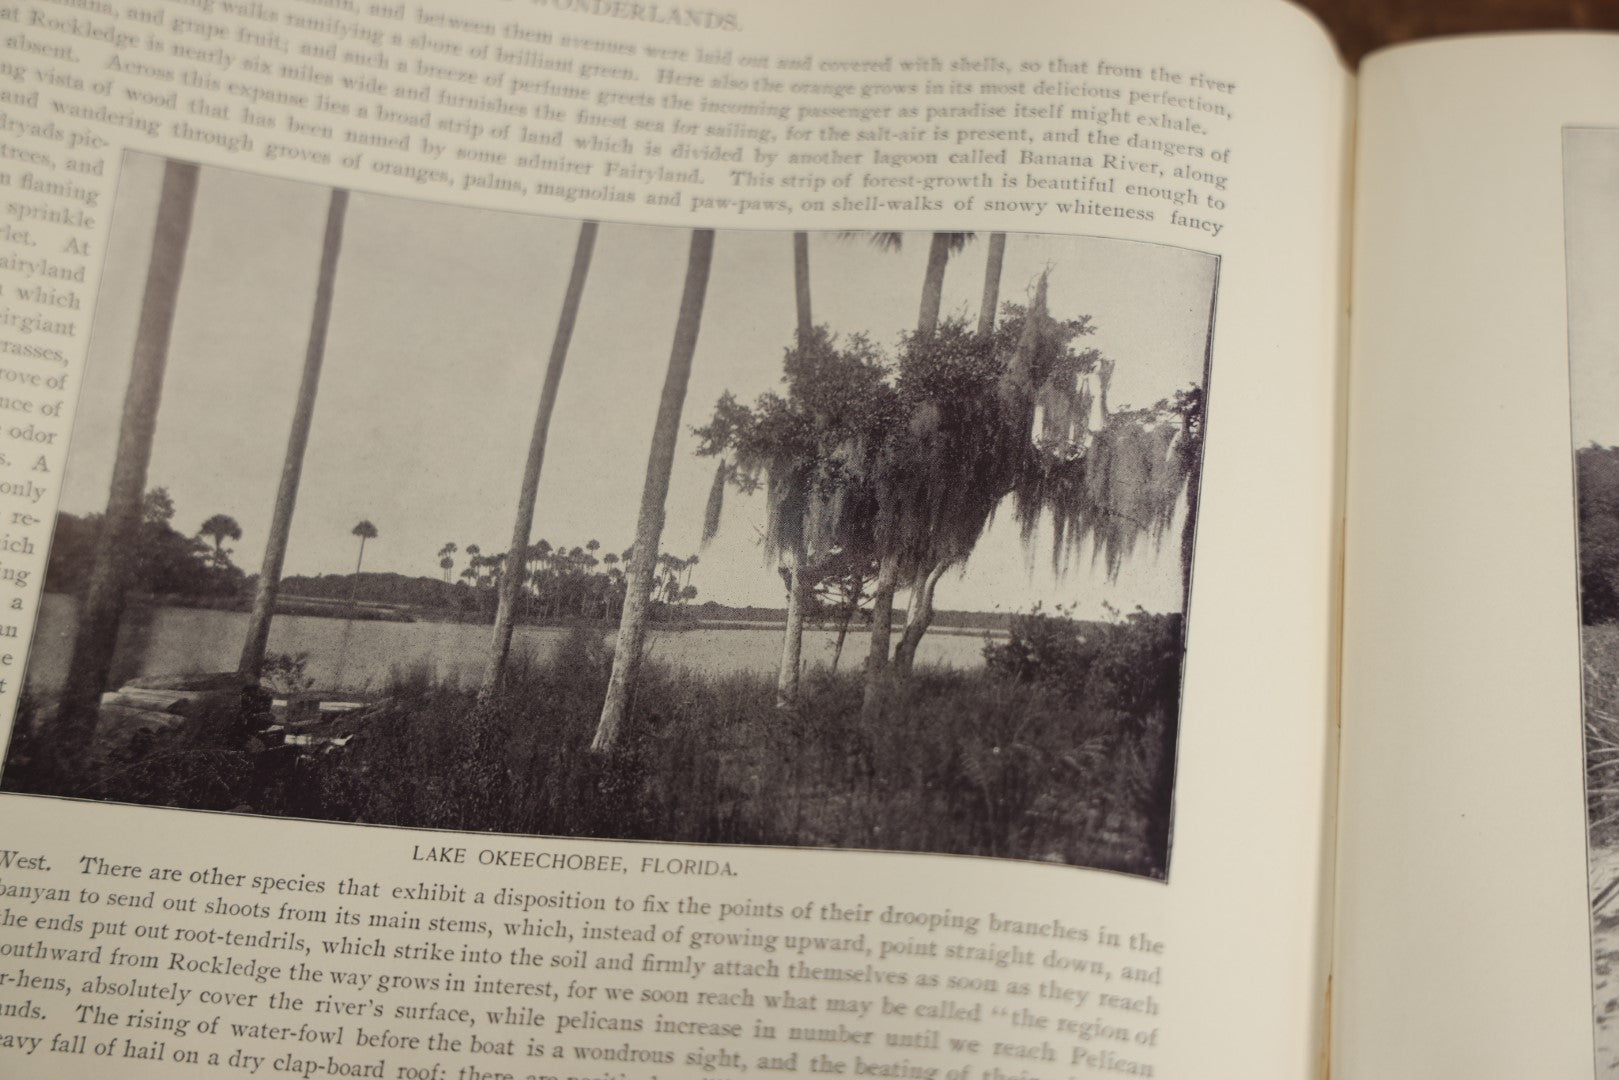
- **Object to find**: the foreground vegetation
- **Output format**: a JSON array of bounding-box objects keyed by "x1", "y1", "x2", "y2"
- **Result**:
[
  {"x1": 1586, "y1": 624, "x2": 1619, "y2": 849},
  {"x1": 4, "y1": 610, "x2": 1182, "y2": 877}
]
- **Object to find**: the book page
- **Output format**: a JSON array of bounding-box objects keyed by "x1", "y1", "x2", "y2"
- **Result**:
[
  {"x1": 0, "y1": 1, "x2": 1348, "y2": 1077},
  {"x1": 1335, "y1": 33, "x2": 1619, "y2": 1080}
]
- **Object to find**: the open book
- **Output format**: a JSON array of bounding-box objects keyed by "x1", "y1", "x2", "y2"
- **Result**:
[{"x1": 0, "y1": 0, "x2": 1609, "y2": 1075}]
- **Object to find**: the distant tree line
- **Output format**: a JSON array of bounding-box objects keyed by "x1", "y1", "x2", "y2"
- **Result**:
[
  {"x1": 41, "y1": 488, "x2": 710, "y2": 627},
  {"x1": 46, "y1": 488, "x2": 246, "y2": 599},
  {"x1": 435, "y1": 540, "x2": 699, "y2": 622}
]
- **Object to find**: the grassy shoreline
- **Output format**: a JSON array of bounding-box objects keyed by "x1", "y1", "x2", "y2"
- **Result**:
[
  {"x1": 62, "y1": 591, "x2": 1013, "y2": 637},
  {"x1": 6, "y1": 616, "x2": 1178, "y2": 876}
]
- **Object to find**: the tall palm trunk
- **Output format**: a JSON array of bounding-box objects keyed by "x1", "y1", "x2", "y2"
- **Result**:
[
  {"x1": 348, "y1": 533, "x2": 368, "y2": 609},
  {"x1": 792, "y1": 231, "x2": 812, "y2": 341},
  {"x1": 239, "y1": 188, "x2": 349, "y2": 680},
  {"x1": 778, "y1": 231, "x2": 814, "y2": 705},
  {"x1": 49, "y1": 160, "x2": 199, "y2": 780},
  {"x1": 483, "y1": 221, "x2": 598, "y2": 696},
  {"x1": 918, "y1": 232, "x2": 952, "y2": 333},
  {"x1": 592, "y1": 230, "x2": 715, "y2": 751},
  {"x1": 977, "y1": 232, "x2": 1006, "y2": 336}
]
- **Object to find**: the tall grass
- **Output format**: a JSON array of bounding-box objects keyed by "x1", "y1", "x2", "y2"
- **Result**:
[
  {"x1": 1585, "y1": 625, "x2": 1619, "y2": 846},
  {"x1": 6, "y1": 619, "x2": 1181, "y2": 876},
  {"x1": 298, "y1": 617, "x2": 1178, "y2": 874}
]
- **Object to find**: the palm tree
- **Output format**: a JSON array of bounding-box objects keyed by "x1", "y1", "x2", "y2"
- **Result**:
[
  {"x1": 778, "y1": 234, "x2": 814, "y2": 705},
  {"x1": 197, "y1": 513, "x2": 242, "y2": 564},
  {"x1": 52, "y1": 159, "x2": 200, "y2": 779},
  {"x1": 349, "y1": 520, "x2": 378, "y2": 608},
  {"x1": 977, "y1": 232, "x2": 1007, "y2": 337},
  {"x1": 593, "y1": 229, "x2": 716, "y2": 752},
  {"x1": 599, "y1": 551, "x2": 621, "y2": 619},
  {"x1": 531, "y1": 539, "x2": 554, "y2": 616},
  {"x1": 437, "y1": 541, "x2": 457, "y2": 582},
  {"x1": 793, "y1": 231, "x2": 812, "y2": 342},
  {"x1": 918, "y1": 231, "x2": 973, "y2": 332},
  {"x1": 240, "y1": 187, "x2": 350, "y2": 680},
  {"x1": 483, "y1": 220, "x2": 599, "y2": 695},
  {"x1": 656, "y1": 553, "x2": 683, "y2": 605}
]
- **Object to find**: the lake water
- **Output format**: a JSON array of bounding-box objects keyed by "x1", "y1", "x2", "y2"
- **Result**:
[{"x1": 25, "y1": 594, "x2": 996, "y2": 694}]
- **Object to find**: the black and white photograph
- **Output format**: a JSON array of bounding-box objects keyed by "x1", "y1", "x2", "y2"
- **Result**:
[
  {"x1": 3, "y1": 152, "x2": 1217, "y2": 879},
  {"x1": 1566, "y1": 124, "x2": 1619, "y2": 1071}
]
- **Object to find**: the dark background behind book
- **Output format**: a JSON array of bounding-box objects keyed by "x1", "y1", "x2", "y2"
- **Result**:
[{"x1": 1297, "y1": 0, "x2": 1619, "y2": 63}]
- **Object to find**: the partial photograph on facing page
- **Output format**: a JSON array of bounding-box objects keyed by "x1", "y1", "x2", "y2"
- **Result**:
[
  {"x1": 1565, "y1": 125, "x2": 1619, "y2": 1072},
  {"x1": 2, "y1": 152, "x2": 1217, "y2": 878}
]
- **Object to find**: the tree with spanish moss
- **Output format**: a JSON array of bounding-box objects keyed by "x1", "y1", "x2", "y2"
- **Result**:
[
  {"x1": 892, "y1": 232, "x2": 1009, "y2": 674},
  {"x1": 868, "y1": 268, "x2": 1199, "y2": 686},
  {"x1": 1005, "y1": 298, "x2": 1202, "y2": 628},
  {"x1": 693, "y1": 328, "x2": 898, "y2": 699},
  {"x1": 702, "y1": 231, "x2": 830, "y2": 705},
  {"x1": 858, "y1": 231, "x2": 974, "y2": 707}
]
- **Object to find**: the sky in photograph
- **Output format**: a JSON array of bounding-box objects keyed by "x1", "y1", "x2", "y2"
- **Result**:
[
  {"x1": 59, "y1": 154, "x2": 1217, "y2": 616},
  {"x1": 1567, "y1": 127, "x2": 1619, "y2": 448}
]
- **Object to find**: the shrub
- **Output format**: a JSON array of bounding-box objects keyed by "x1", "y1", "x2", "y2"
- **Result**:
[
  {"x1": 986, "y1": 606, "x2": 1183, "y2": 719},
  {"x1": 982, "y1": 603, "x2": 1103, "y2": 698},
  {"x1": 981, "y1": 605, "x2": 1185, "y2": 874},
  {"x1": 81, "y1": 705, "x2": 260, "y2": 811},
  {"x1": 261, "y1": 652, "x2": 314, "y2": 695}
]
